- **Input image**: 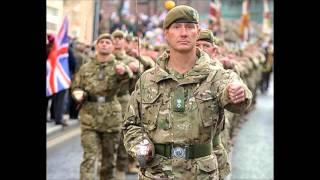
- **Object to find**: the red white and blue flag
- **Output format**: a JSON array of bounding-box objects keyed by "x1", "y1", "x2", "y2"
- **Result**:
[
  {"x1": 209, "y1": 0, "x2": 221, "y2": 26},
  {"x1": 46, "y1": 16, "x2": 71, "y2": 97}
]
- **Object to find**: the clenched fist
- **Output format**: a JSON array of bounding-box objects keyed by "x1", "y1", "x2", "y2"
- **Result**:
[
  {"x1": 115, "y1": 64, "x2": 126, "y2": 75},
  {"x1": 128, "y1": 61, "x2": 139, "y2": 73},
  {"x1": 227, "y1": 81, "x2": 246, "y2": 104},
  {"x1": 72, "y1": 89, "x2": 86, "y2": 103},
  {"x1": 128, "y1": 49, "x2": 139, "y2": 58},
  {"x1": 220, "y1": 57, "x2": 234, "y2": 69}
]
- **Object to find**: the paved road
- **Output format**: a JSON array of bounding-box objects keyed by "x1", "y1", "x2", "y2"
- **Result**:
[
  {"x1": 47, "y1": 128, "x2": 138, "y2": 180},
  {"x1": 229, "y1": 77, "x2": 273, "y2": 180}
]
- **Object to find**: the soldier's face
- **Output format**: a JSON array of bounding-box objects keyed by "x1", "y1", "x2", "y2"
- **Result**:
[
  {"x1": 124, "y1": 40, "x2": 130, "y2": 51},
  {"x1": 196, "y1": 40, "x2": 216, "y2": 56},
  {"x1": 126, "y1": 41, "x2": 136, "y2": 51},
  {"x1": 112, "y1": 37, "x2": 125, "y2": 50},
  {"x1": 96, "y1": 39, "x2": 113, "y2": 55},
  {"x1": 216, "y1": 45, "x2": 224, "y2": 54},
  {"x1": 165, "y1": 23, "x2": 200, "y2": 52}
]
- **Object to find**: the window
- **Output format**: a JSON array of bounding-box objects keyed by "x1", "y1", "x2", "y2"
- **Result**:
[
  {"x1": 47, "y1": 7, "x2": 58, "y2": 16},
  {"x1": 47, "y1": 22, "x2": 57, "y2": 31}
]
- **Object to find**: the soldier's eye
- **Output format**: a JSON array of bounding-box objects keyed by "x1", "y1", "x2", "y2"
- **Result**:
[
  {"x1": 186, "y1": 24, "x2": 195, "y2": 29},
  {"x1": 172, "y1": 24, "x2": 181, "y2": 29}
]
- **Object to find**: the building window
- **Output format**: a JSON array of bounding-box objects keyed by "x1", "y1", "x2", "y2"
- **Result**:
[
  {"x1": 47, "y1": 7, "x2": 58, "y2": 16},
  {"x1": 47, "y1": 22, "x2": 57, "y2": 31}
]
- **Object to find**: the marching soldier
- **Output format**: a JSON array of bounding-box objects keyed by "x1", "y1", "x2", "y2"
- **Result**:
[
  {"x1": 123, "y1": 5, "x2": 252, "y2": 179},
  {"x1": 71, "y1": 33, "x2": 132, "y2": 180}
]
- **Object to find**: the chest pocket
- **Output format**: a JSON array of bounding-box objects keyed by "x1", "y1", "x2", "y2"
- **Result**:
[
  {"x1": 195, "y1": 90, "x2": 219, "y2": 128},
  {"x1": 141, "y1": 88, "x2": 162, "y2": 131},
  {"x1": 104, "y1": 69, "x2": 118, "y2": 90},
  {"x1": 82, "y1": 72, "x2": 96, "y2": 92}
]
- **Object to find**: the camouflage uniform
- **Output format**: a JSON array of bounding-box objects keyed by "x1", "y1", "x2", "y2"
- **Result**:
[
  {"x1": 113, "y1": 50, "x2": 140, "y2": 173},
  {"x1": 114, "y1": 30, "x2": 148, "y2": 175},
  {"x1": 137, "y1": 55, "x2": 155, "y2": 72},
  {"x1": 197, "y1": 30, "x2": 232, "y2": 179},
  {"x1": 72, "y1": 54, "x2": 131, "y2": 180},
  {"x1": 114, "y1": 51, "x2": 139, "y2": 116},
  {"x1": 123, "y1": 49, "x2": 252, "y2": 179}
]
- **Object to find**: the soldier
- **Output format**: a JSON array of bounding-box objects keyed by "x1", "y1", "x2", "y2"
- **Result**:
[
  {"x1": 123, "y1": 5, "x2": 252, "y2": 179},
  {"x1": 112, "y1": 30, "x2": 140, "y2": 178},
  {"x1": 124, "y1": 34, "x2": 156, "y2": 173},
  {"x1": 196, "y1": 29, "x2": 219, "y2": 58},
  {"x1": 196, "y1": 29, "x2": 232, "y2": 179},
  {"x1": 71, "y1": 33, "x2": 132, "y2": 180},
  {"x1": 196, "y1": 29, "x2": 224, "y2": 68},
  {"x1": 125, "y1": 35, "x2": 155, "y2": 72}
]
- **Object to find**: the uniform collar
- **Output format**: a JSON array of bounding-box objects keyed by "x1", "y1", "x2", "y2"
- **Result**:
[
  {"x1": 154, "y1": 48, "x2": 212, "y2": 84},
  {"x1": 92, "y1": 54, "x2": 116, "y2": 65},
  {"x1": 113, "y1": 50, "x2": 126, "y2": 60}
]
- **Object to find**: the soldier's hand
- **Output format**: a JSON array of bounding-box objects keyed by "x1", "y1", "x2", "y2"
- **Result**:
[
  {"x1": 135, "y1": 139, "x2": 153, "y2": 168},
  {"x1": 128, "y1": 49, "x2": 139, "y2": 58},
  {"x1": 72, "y1": 89, "x2": 86, "y2": 103},
  {"x1": 115, "y1": 64, "x2": 126, "y2": 75},
  {"x1": 221, "y1": 58, "x2": 234, "y2": 69},
  {"x1": 227, "y1": 81, "x2": 246, "y2": 104},
  {"x1": 128, "y1": 61, "x2": 139, "y2": 73}
]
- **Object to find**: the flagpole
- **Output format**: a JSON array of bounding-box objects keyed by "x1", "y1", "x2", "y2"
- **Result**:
[{"x1": 93, "y1": 0, "x2": 101, "y2": 42}]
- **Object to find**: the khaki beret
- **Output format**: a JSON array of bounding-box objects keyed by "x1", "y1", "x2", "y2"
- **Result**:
[
  {"x1": 96, "y1": 33, "x2": 111, "y2": 44},
  {"x1": 214, "y1": 37, "x2": 224, "y2": 46},
  {"x1": 111, "y1": 30, "x2": 125, "y2": 38},
  {"x1": 125, "y1": 34, "x2": 133, "y2": 42},
  {"x1": 198, "y1": 29, "x2": 215, "y2": 44},
  {"x1": 163, "y1": 5, "x2": 199, "y2": 29}
]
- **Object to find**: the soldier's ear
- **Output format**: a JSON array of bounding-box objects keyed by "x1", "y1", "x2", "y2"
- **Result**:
[
  {"x1": 196, "y1": 25, "x2": 201, "y2": 39},
  {"x1": 164, "y1": 29, "x2": 169, "y2": 41}
]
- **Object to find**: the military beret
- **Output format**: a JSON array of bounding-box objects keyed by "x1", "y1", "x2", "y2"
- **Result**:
[
  {"x1": 125, "y1": 34, "x2": 133, "y2": 42},
  {"x1": 163, "y1": 5, "x2": 199, "y2": 29},
  {"x1": 198, "y1": 29, "x2": 215, "y2": 44},
  {"x1": 214, "y1": 37, "x2": 224, "y2": 46},
  {"x1": 111, "y1": 30, "x2": 125, "y2": 38},
  {"x1": 96, "y1": 33, "x2": 111, "y2": 44}
]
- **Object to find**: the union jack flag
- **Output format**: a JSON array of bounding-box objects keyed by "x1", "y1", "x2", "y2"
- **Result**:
[
  {"x1": 209, "y1": 0, "x2": 221, "y2": 25},
  {"x1": 46, "y1": 16, "x2": 71, "y2": 97}
]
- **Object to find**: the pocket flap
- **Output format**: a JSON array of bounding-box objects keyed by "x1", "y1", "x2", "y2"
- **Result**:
[
  {"x1": 195, "y1": 91, "x2": 214, "y2": 102},
  {"x1": 142, "y1": 92, "x2": 161, "y2": 104},
  {"x1": 197, "y1": 155, "x2": 218, "y2": 172}
]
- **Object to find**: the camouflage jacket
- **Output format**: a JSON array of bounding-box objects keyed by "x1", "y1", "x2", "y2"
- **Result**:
[
  {"x1": 128, "y1": 54, "x2": 156, "y2": 94},
  {"x1": 71, "y1": 54, "x2": 132, "y2": 132},
  {"x1": 123, "y1": 49, "x2": 252, "y2": 179},
  {"x1": 114, "y1": 51, "x2": 140, "y2": 96},
  {"x1": 137, "y1": 55, "x2": 155, "y2": 71}
]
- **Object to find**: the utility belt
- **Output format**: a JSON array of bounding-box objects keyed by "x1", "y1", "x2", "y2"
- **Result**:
[
  {"x1": 87, "y1": 95, "x2": 114, "y2": 103},
  {"x1": 154, "y1": 143, "x2": 212, "y2": 159}
]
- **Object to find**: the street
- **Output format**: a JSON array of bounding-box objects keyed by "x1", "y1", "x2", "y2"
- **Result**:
[
  {"x1": 229, "y1": 76, "x2": 273, "y2": 180},
  {"x1": 47, "y1": 128, "x2": 138, "y2": 180}
]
